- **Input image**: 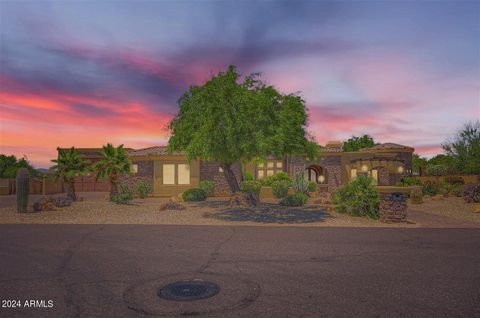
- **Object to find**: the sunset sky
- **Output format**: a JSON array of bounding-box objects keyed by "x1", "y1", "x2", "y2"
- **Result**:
[{"x1": 1, "y1": 1, "x2": 479, "y2": 168}]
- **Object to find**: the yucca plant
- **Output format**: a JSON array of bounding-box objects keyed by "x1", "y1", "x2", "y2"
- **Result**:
[
  {"x1": 51, "y1": 147, "x2": 89, "y2": 201},
  {"x1": 93, "y1": 144, "x2": 131, "y2": 201}
]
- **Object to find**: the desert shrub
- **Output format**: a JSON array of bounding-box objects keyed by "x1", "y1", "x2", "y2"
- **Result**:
[
  {"x1": 308, "y1": 181, "x2": 318, "y2": 193},
  {"x1": 272, "y1": 180, "x2": 290, "y2": 199},
  {"x1": 463, "y1": 184, "x2": 480, "y2": 203},
  {"x1": 182, "y1": 188, "x2": 208, "y2": 201},
  {"x1": 410, "y1": 187, "x2": 423, "y2": 204},
  {"x1": 445, "y1": 176, "x2": 465, "y2": 185},
  {"x1": 240, "y1": 180, "x2": 262, "y2": 196},
  {"x1": 279, "y1": 193, "x2": 309, "y2": 207},
  {"x1": 292, "y1": 172, "x2": 309, "y2": 194},
  {"x1": 426, "y1": 165, "x2": 448, "y2": 176},
  {"x1": 441, "y1": 182, "x2": 464, "y2": 197},
  {"x1": 332, "y1": 176, "x2": 379, "y2": 219},
  {"x1": 396, "y1": 176, "x2": 422, "y2": 187},
  {"x1": 134, "y1": 179, "x2": 152, "y2": 199},
  {"x1": 263, "y1": 172, "x2": 292, "y2": 186},
  {"x1": 199, "y1": 180, "x2": 215, "y2": 197},
  {"x1": 112, "y1": 182, "x2": 133, "y2": 204},
  {"x1": 422, "y1": 181, "x2": 440, "y2": 196}
]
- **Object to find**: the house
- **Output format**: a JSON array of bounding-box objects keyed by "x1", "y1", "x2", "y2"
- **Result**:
[{"x1": 126, "y1": 141, "x2": 414, "y2": 197}]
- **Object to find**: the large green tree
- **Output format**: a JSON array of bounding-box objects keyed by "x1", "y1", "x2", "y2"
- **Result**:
[
  {"x1": 412, "y1": 154, "x2": 428, "y2": 176},
  {"x1": 443, "y1": 121, "x2": 480, "y2": 174},
  {"x1": 93, "y1": 144, "x2": 131, "y2": 200},
  {"x1": 168, "y1": 65, "x2": 319, "y2": 192},
  {"x1": 0, "y1": 154, "x2": 38, "y2": 178},
  {"x1": 342, "y1": 135, "x2": 376, "y2": 152},
  {"x1": 50, "y1": 147, "x2": 90, "y2": 201}
]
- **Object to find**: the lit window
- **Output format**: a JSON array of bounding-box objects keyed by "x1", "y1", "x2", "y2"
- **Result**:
[
  {"x1": 267, "y1": 169, "x2": 274, "y2": 176},
  {"x1": 163, "y1": 164, "x2": 175, "y2": 185},
  {"x1": 276, "y1": 161, "x2": 282, "y2": 169},
  {"x1": 351, "y1": 169, "x2": 357, "y2": 180},
  {"x1": 267, "y1": 161, "x2": 274, "y2": 168},
  {"x1": 257, "y1": 170, "x2": 264, "y2": 179},
  {"x1": 131, "y1": 164, "x2": 138, "y2": 174},
  {"x1": 371, "y1": 170, "x2": 378, "y2": 184},
  {"x1": 177, "y1": 164, "x2": 190, "y2": 185},
  {"x1": 257, "y1": 163, "x2": 264, "y2": 168}
]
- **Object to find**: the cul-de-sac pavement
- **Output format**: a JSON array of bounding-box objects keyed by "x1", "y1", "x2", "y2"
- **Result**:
[{"x1": 1, "y1": 224, "x2": 479, "y2": 317}]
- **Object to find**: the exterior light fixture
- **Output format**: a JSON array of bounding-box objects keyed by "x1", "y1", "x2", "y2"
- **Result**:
[
  {"x1": 318, "y1": 175, "x2": 325, "y2": 183},
  {"x1": 397, "y1": 166, "x2": 404, "y2": 174},
  {"x1": 361, "y1": 165, "x2": 369, "y2": 172}
]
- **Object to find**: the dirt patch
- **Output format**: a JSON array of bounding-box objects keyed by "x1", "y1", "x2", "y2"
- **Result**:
[{"x1": 408, "y1": 197, "x2": 480, "y2": 224}]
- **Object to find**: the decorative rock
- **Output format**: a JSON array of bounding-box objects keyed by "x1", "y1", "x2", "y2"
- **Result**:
[
  {"x1": 160, "y1": 200, "x2": 186, "y2": 211},
  {"x1": 33, "y1": 196, "x2": 57, "y2": 212},
  {"x1": 54, "y1": 197, "x2": 73, "y2": 207},
  {"x1": 229, "y1": 192, "x2": 258, "y2": 207}
]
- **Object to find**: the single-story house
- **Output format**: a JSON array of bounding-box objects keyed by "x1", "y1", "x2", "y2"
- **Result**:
[{"x1": 125, "y1": 141, "x2": 414, "y2": 197}]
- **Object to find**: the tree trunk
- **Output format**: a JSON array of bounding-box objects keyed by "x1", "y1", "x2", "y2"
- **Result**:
[
  {"x1": 66, "y1": 181, "x2": 76, "y2": 201},
  {"x1": 222, "y1": 164, "x2": 240, "y2": 193},
  {"x1": 109, "y1": 175, "x2": 118, "y2": 201}
]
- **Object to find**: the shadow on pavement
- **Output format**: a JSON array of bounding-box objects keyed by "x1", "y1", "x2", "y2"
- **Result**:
[{"x1": 204, "y1": 205, "x2": 331, "y2": 224}]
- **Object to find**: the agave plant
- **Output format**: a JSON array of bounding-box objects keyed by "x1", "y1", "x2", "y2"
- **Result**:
[
  {"x1": 51, "y1": 147, "x2": 90, "y2": 201},
  {"x1": 93, "y1": 144, "x2": 131, "y2": 201}
]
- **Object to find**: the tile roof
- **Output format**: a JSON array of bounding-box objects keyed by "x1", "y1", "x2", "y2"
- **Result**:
[
  {"x1": 127, "y1": 146, "x2": 184, "y2": 157},
  {"x1": 360, "y1": 143, "x2": 414, "y2": 151}
]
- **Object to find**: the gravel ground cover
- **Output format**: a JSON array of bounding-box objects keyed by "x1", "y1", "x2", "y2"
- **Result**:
[
  {"x1": 409, "y1": 196, "x2": 480, "y2": 224},
  {"x1": 0, "y1": 192, "x2": 414, "y2": 227}
]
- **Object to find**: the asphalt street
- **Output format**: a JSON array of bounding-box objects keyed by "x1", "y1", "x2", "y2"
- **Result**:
[{"x1": 0, "y1": 225, "x2": 479, "y2": 317}]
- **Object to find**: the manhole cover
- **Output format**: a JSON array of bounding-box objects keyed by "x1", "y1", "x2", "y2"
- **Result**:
[{"x1": 157, "y1": 280, "x2": 220, "y2": 302}]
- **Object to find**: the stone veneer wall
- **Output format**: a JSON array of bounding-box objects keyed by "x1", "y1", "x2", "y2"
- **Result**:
[
  {"x1": 376, "y1": 167, "x2": 390, "y2": 186},
  {"x1": 379, "y1": 192, "x2": 408, "y2": 223},
  {"x1": 200, "y1": 161, "x2": 242, "y2": 196},
  {"x1": 121, "y1": 160, "x2": 154, "y2": 191}
]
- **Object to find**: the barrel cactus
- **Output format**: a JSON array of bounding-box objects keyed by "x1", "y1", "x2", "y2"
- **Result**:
[{"x1": 16, "y1": 168, "x2": 30, "y2": 213}]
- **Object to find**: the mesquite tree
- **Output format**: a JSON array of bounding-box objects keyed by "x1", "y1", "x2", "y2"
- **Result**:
[{"x1": 168, "y1": 65, "x2": 319, "y2": 193}]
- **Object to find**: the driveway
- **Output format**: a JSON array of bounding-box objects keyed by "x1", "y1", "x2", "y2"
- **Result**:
[{"x1": 0, "y1": 225, "x2": 479, "y2": 317}]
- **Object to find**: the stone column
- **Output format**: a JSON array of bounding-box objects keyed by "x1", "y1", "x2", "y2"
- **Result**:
[{"x1": 377, "y1": 187, "x2": 411, "y2": 223}]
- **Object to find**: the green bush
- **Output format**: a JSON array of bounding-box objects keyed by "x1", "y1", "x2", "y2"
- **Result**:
[
  {"x1": 292, "y1": 172, "x2": 309, "y2": 194},
  {"x1": 396, "y1": 176, "x2": 422, "y2": 187},
  {"x1": 422, "y1": 181, "x2": 440, "y2": 196},
  {"x1": 279, "y1": 193, "x2": 309, "y2": 207},
  {"x1": 243, "y1": 171, "x2": 254, "y2": 181},
  {"x1": 182, "y1": 188, "x2": 207, "y2": 201},
  {"x1": 263, "y1": 172, "x2": 291, "y2": 186},
  {"x1": 308, "y1": 181, "x2": 318, "y2": 193},
  {"x1": 134, "y1": 179, "x2": 152, "y2": 199},
  {"x1": 112, "y1": 182, "x2": 133, "y2": 204},
  {"x1": 199, "y1": 180, "x2": 215, "y2": 197},
  {"x1": 332, "y1": 176, "x2": 380, "y2": 219},
  {"x1": 272, "y1": 180, "x2": 290, "y2": 198},
  {"x1": 240, "y1": 180, "x2": 262, "y2": 196}
]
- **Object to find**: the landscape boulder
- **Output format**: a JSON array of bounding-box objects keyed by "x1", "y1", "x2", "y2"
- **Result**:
[
  {"x1": 160, "y1": 199, "x2": 186, "y2": 211},
  {"x1": 229, "y1": 192, "x2": 258, "y2": 208},
  {"x1": 33, "y1": 196, "x2": 56, "y2": 212}
]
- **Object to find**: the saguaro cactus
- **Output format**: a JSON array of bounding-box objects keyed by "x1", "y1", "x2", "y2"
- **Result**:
[{"x1": 16, "y1": 168, "x2": 30, "y2": 213}]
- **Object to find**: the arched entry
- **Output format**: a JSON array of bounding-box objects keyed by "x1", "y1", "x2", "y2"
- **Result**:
[{"x1": 305, "y1": 165, "x2": 327, "y2": 184}]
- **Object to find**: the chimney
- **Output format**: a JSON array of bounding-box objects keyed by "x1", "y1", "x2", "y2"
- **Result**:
[{"x1": 325, "y1": 140, "x2": 343, "y2": 152}]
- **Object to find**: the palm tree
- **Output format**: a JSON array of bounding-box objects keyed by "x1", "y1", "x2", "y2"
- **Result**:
[
  {"x1": 93, "y1": 144, "x2": 131, "y2": 200},
  {"x1": 51, "y1": 147, "x2": 89, "y2": 201}
]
